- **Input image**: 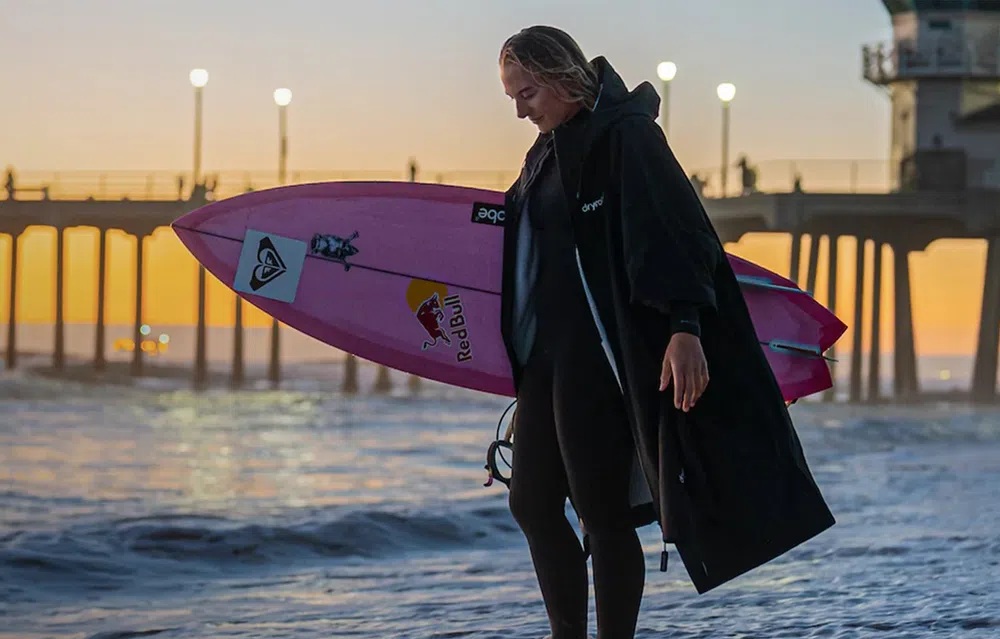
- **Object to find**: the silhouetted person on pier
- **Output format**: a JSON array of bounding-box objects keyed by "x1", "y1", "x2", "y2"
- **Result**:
[
  {"x1": 737, "y1": 154, "x2": 758, "y2": 196},
  {"x1": 875, "y1": 43, "x2": 887, "y2": 77},
  {"x1": 206, "y1": 174, "x2": 219, "y2": 200},
  {"x1": 176, "y1": 175, "x2": 186, "y2": 201},
  {"x1": 4, "y1": 167, "x2": 15, "y2": 200},
  {"x1": 793, "y1": 173, "x2": 804, "y2": 193},
  {"x1": 190, "y1": 182, "x2": 203, "y2": 201},
  {"x1": 191, "y1": 179, "x2": 218, "y2": 202}
]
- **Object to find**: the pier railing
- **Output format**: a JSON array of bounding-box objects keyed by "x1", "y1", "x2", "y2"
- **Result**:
[
  {"x1": 690, "y1": 159, "x2": 891, "y2": 198},
  {"x1": 1, "y1": 159, "x2": 891, "y2": 202},
  {"x1": 863, "y1": 36, "x2": 1000, "y2": 84}
]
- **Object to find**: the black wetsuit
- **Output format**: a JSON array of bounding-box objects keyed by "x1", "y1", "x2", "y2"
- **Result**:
[{"x1": 507, "y1": 133, "x2": 647, "y2": 639}]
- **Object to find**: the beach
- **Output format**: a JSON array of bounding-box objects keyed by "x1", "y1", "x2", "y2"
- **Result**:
[{"x1": 2, "y1": 359, "x2": 999, "y2": 638}]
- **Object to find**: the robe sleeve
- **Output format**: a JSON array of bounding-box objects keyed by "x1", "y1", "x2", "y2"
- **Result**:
[
  {"x1": 611, "y1": 115, "x2": 723, "y2": 315},
  {"x1": 669, "y1": 303, "x2": 702, "y2": 338}
]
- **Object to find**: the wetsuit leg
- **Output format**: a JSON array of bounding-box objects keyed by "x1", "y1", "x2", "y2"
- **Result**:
[
  {"x1": 552, "y1": 340, "x2": 645, "y2": 639},
  {"x1": 508, "y1": 349, "x2": 589, "y2": 639}
]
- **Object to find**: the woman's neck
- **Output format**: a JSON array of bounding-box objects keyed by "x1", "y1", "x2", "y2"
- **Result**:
[{"x1": 553, "y1": 103, "x2": 585, "y2": 132}]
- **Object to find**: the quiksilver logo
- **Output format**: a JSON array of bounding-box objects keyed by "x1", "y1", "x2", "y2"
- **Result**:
[
  {"x1": 249, "y1": 237, "x2": 287, "y2": 290},
  {"x1": 581, "y1": 194, "x2": 605, "y2": 213},
  {"x1": 471, "y1": 202, "x2": 506, "y2": 226}
]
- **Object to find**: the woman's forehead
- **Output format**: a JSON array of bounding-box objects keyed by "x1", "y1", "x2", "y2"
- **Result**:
[{"x1": 501, "y1": 63, "x2": 537, "y2": 93}]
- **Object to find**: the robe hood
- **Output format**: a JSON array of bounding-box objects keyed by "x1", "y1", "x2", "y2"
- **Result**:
[{"x1": 546, "y1": 56, "x2": 662, "y2": 199}]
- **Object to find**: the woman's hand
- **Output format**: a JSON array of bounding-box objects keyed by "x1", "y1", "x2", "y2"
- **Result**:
[{"x1": 659, "y1": 333, "x2": 709, "y2": 412}]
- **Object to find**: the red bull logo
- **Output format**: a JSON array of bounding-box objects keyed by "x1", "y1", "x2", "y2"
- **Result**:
[
  {"x1": 406, "y1": 279, "x2": 474, "y2": 363},
  {"x1": 415, "y1": 292, "x2": 451, "y2": 350}
]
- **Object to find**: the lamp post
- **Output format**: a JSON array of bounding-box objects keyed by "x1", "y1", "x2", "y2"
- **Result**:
[
  {"x1": 716, "y1": 82, "x2": 736, "y2": 198},
  {"x1": 656, "y1": 61, "x2": 677, "y2": 138},
  {"x1": 230, "y1": 73, "x2": 243, "y2": 387},
  {"x1": 190, "y1": 68, "x2": 209, "y2": 389},
  {"x1": 268, "y1": 88, "x2": 292, "y2": 388},
  {"x1": 274, "y1": 88, "x2": 291, "y2": 184},
  {"x1": 189, "y1": 69, "x2": 208, "y2": 184}
]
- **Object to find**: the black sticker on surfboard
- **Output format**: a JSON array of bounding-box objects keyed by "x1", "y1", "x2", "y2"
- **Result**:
[
  {"x1": 250, "y1": 236, "x2": 287, "y2": 290},
  {"x1": 310, "y1": 231, "x2": 359, "y2": 271},
  {"x1": 471, "y1": 202, "x2": 506, "y2": 226}
]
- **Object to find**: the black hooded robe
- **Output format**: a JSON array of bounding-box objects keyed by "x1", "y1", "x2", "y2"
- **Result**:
[{"x1": 499, "y1": 57, "x2": 835, "y2": 595}]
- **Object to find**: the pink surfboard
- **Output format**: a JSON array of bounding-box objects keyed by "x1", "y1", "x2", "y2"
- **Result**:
[{"x1": 171, "y1": 181, "x2": 846, "y2": 401}]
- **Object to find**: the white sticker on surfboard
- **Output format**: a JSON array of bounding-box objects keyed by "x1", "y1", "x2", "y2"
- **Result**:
[{"x1": 233, "y1": 230, "x2": 307, "y2": 303}]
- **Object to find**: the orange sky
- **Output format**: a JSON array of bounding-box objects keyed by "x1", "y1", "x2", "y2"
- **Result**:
[
  {"x1": 0, "y1": 227, "x2": 989, "y2": 357},
  {"x1": 0, "y1": 1, "x2": 991, "y2": 356}
]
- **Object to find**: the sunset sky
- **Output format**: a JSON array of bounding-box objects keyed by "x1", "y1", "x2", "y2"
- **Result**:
[{"x1": 0, "y1": 0, "x2": 992, "y2": 356}]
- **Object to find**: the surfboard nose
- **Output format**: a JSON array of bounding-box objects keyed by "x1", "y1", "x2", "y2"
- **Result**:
[
  {"x1": 171, "y1": 216, "x2": 198, "y2": 253},
  {"x1": 170, "y1": 201, "x2": 227, "y2": 268}
]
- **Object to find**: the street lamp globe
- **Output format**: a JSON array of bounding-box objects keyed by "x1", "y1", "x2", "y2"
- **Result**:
[
  {"x1": 189, "y1": 68, "x2": 209, "y2": 88},
  {"x1": 657, "y1": 61, "x2": 677, "y2": 82},
  {"x1": 717, "y1": 82, "x2": 736, "y2": 103},
  {"x1": 274, "y1": 88, "x2": 292, "y2": 107}
]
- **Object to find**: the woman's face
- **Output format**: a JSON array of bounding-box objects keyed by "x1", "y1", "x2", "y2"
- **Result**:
[{"x1": 501, "y1": 61, "x2": 580, "y2": 135}]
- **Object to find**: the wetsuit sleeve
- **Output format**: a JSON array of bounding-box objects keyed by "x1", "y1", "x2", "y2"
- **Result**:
[{"x1": 611, "y1": 116, "x2": 722, "y2": 317}]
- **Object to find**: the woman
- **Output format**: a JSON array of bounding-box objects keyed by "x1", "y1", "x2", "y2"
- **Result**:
[{"x1": 497, "y1": 26, "x2": 835, "y2": 639}]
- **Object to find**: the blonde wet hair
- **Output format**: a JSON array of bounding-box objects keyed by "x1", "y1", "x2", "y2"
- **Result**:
[{"x1": 499, "y1": 26, "x2": 600, "y2": 110}]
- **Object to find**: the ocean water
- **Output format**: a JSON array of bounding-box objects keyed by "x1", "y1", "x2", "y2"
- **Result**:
[
  {"x1": 2, "y1": 363, "x2": 1000, "y2": 638},
  {"x1": 2, "y1": 322, "x2": 989, "y2": 396}
]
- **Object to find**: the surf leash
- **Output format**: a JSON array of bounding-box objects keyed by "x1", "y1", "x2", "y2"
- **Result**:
[{"x1": 484, "y1": 399, "x2": 517, "y2": 488}]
